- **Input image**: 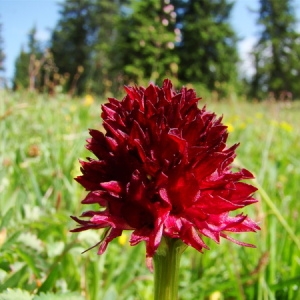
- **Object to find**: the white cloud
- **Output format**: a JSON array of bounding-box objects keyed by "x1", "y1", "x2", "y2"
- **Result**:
[
  {"x1": 36, "y1": 28, "x2": 51, "y2": 42},
  {"x1": 238, "y1": 36, "x2": 257, "y2": 78}
]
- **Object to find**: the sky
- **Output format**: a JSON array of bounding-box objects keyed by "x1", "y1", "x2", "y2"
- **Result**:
[{"x1": 1, "y1": 0, "x2": 300, "y2": 85}]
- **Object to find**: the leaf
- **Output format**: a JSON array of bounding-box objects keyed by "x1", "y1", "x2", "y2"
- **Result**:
[
  {"x1": 15, "y1": 248, "x2": 41, "y2": 277},
  {"x1": 0, "y1": 265, "x2": 28, "y2": 292},
  {"x1": 46, "y1": 241, "x2": 64, "y2": 258},
  {"x1": 33, "y1": 292, "x2": 84, "y2": 300},
  {"x1": 36, "y1": 267, "x2": 60, "y2": 294},
  {"x1": 270, "y1": 276, "x2": 300, "y2": 291},
  {"x1": 23, "y1": 205, "x2": 43, "y2": 221},
  {"x1": 102, "y1": 287, "x2": 118, "y2": 300},
  {"x1": 0, "y1": 231, "x2": 22, "y2": 251},
  {"x1": 0, "y1": 208, "x2": 14, "y2": 229},
  {"x1": 17, "y1": 232, "x2": 43, "y2": 253},
  {"x1": 0, "y1": 262, "x2": 10, "y2": 273},
  {"x1": 0, "y1": 288, "x2": 33, "y2": 300},
  {"x1": 37, "y1": 240, "x2": 78, "y2": 294}
]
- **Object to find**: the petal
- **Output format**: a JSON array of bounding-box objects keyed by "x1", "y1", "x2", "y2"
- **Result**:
[
  {"x1": 91, "y1": 214, "x2": 131, "y2": 229},
  {"x1": 197, "y1": 194, "x2": 244, "y2": 214},
  {"x1": 98, "y1": 228, "x2": 123, "y2": 254},
  {"x1": 220, "y1": 233, "x2": 256, "y2": 248},
  {"x1": 144, "y1": 83, "x2": 158, "y2": 105},
  {"x1": 130, "y1": 227, "x2": 150, "y2": 245},
  {"x1": 100, "y1": 181, "x2": 123, "y2": 196},
  {"x1": 180, "y1": 221, "x2": 209, "y2": 252},
  {"x1": 81, "y1": 191, "x2": 108, "y2": 205},
  {"x1": 164, "y1": 215, "x2": 182, "y2": 237},
  {"x1": 70, "y1": 216, "x2": 102, "y2": 231},
  {"x1": 145, "y1": 204, "x2": 170, "y2": 257},
  {"x1": 168, "y1": 129, "x2": 187, "y2": 155},
  {"x1": 222, "y1": 214, "x2": 261, "y2": 232}
]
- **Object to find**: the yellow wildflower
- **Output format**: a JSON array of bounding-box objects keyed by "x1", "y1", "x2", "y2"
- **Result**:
[
  {"x1": 255, "y1": 112, "x2": 263, "y2": 119},
  {"x1": 209, "y1": 290, "x2": 223, "y2": 300},
  {"x1": 84, "y1": 94, "x2": 94, "y2": 106},
  {"x1": 225, "y1": 123, "x2": 234, "y2": 133},
  {"x1": 280, "y1": 121, "x2": 293, "y2": 133},
  {"x1": 118, "y1": 232, "x2": 127, "y2": 246}
]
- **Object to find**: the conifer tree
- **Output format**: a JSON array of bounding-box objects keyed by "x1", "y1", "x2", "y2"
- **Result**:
[
  {"x1": 251, "y1": 0, "x2": 300, "y2": 100},
  {"x1": 0, "y1": 20, "x2": 5, "y2": 88},
  {"x1": 51, "y1": 0, "x2": 125, "y2": 95},
  {"x1": 27, "y1": 27, "x2": 44, "y2": 91},
  {"x1": 85, "y1": 0, "x2": 127, "y2": 95},
  {"x1": 172, "y1": 0, "x2": 239, "y2": 96},
  {"x1": 13, "y1": 48, "x2": 30, "y2": 90},
  {"x1": 13, "y1": 26, "x2": 43, "y2": 91},
  {"x1": 0, "y1": 21, "x2": 5, "y2": 73},
  {"x1": 116, "y1": 0, "x2": 179, "y2": 86},
  {"x1": 51, "y1": 0, "x2": 93, "y2": 94}
]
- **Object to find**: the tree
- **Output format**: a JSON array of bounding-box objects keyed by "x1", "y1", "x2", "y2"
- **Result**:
[
  {"x1": 13, "y1": 47, "x2": 30, "y2": 90},
  {"x1": 251, "y1": 0, "x2": 300, "y2": 100},
  {"x1": 13, "y1": 26, "x2": 47, "y2": 91},
  {"x1": 172, "y1": 0, "x2": 239, "y2": 96},
  {"x1": 51, "y1": 0, "x2": 92, "y2": 94},
  {"x1": 27, "y1": 26, "x2": 45, "y2": 91},
  {"x1": 0, "y1": 18, "x2": 5, "y2": 88},
  {"x1": 115, "y1": 0, "x2": 179, "y2": 86},
  {"x1": 84, "y1": 0, "x2": 128, "y2": 96},
  {"x1": 51, "y1": 0, "x2": 125, "y2": 95},
  {"x1": 0, "y1": 22, "x2": 4, "y2": 72}
]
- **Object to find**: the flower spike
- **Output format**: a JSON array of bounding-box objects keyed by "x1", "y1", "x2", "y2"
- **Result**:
[{"x1": 72, "y1": 79, "x2": 260, "y2": 259}]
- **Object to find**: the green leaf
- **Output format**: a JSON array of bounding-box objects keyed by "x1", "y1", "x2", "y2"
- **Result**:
[
  {"x1": 270, "y1": 276, "x2": 300, "y2": 291},
  {"x1": 0, "y1": 288, "x2": 33, "y2": 300},
  {"x1": 0, "y1": 265, "x2": 28, "y2": 292},
  {"x1": 0, "y1": 208, "x2": 14, "y2": 229},
  {"x1": 36, "y1": 267, "x2": 60, "y2": 294},
  {"x1": 17, "y1": 232, "x2": 43, "y2": 253},
  {"x1": 0, "y1": 231, "x2": 22, "y2": 251},
  {"x1": 15, "y1": 248, "x2": 40, "y2": 277},
  {"x1": 102, "y1": 287, "x2": 118, "y2": 300}
]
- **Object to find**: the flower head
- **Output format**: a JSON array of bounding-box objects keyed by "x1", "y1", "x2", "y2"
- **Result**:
[{"x1": 71, "y1": 79, "x2": 260, "y2": 259}]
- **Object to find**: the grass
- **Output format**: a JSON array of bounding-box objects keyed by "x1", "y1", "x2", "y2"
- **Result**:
[{"x1": 0, "y1": 89, "x2": 299, "y2": 300}]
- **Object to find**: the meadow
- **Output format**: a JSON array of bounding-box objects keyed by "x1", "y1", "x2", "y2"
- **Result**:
[{"x1": 0, "y1": 89, "x2": 299, "y2": 300}]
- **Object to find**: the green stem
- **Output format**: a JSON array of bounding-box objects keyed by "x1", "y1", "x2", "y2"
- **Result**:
[{"x1": 153, "y1": 237, "x2": 187, "y2": 300}]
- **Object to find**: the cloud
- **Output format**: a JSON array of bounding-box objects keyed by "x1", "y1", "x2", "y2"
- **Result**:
[
  {"x1": 238, "y1": 36, "x2": 257, "y2": 78},
  {"x1": 36, "y1": 28, "x2": 51, "y2": 42}
]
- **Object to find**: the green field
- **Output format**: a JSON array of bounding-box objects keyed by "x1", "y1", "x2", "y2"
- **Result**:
[{"x1": 0, "y1": 90, "x2": 299, "y2": 300}]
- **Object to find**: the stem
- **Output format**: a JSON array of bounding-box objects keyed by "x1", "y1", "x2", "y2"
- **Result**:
[{"x1": 153, "y1": 237, "x2": 187, "y2": 300}]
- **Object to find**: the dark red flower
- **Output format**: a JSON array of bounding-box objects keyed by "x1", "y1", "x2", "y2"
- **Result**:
[{"x1": 71, "y1": 79, "x2": 260, "y2": 258}]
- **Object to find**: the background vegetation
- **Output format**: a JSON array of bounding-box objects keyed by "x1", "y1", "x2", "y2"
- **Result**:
[
  {"x1": 1, "y1": 0, "x2": 300, "y2": 100},
  {"x1": 0, "y1": 89, "x2": 299, "y2": 299}
]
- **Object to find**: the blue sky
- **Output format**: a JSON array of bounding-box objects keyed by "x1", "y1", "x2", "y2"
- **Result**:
[{"x1": 1, "y1": 0, "x2": 300, "y2": 84}]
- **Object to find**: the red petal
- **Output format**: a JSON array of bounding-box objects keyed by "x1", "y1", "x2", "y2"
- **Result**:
[
  {"x1": 220, "y1": 233, "x2": 256, "y2": 248},
  {"x1": 144, "y1": 83, "x2": 158, "y2": 105},
  {"x1": 91, "y1": 214, "x2": 131, "y2": 229},
  {"x1": 180, "y1": 221, "x2": 209, "y2": 252},
  {"x1": 198, "y1": 194, "x2": 243, "y2": 214},
  {"x1": 130, "y1": 228, "x2": 150, "y2": 245},
  {"x1": 100, "y1": 181, "x2": 123, "y2": 196},
  {"x1": 98, "y1": 228, "x2": 123, "y2": 254},
  {"x1": 81, "y1": 191, "x2": 108, "y2": 205},
  {"x1": 164, "y1": 215, "x2": 182, "y2": 237}
]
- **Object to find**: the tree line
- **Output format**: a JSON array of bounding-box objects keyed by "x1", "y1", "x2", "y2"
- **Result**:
[{"x1": 6, "y1": 0, "x2": 300, "y2": 100}]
